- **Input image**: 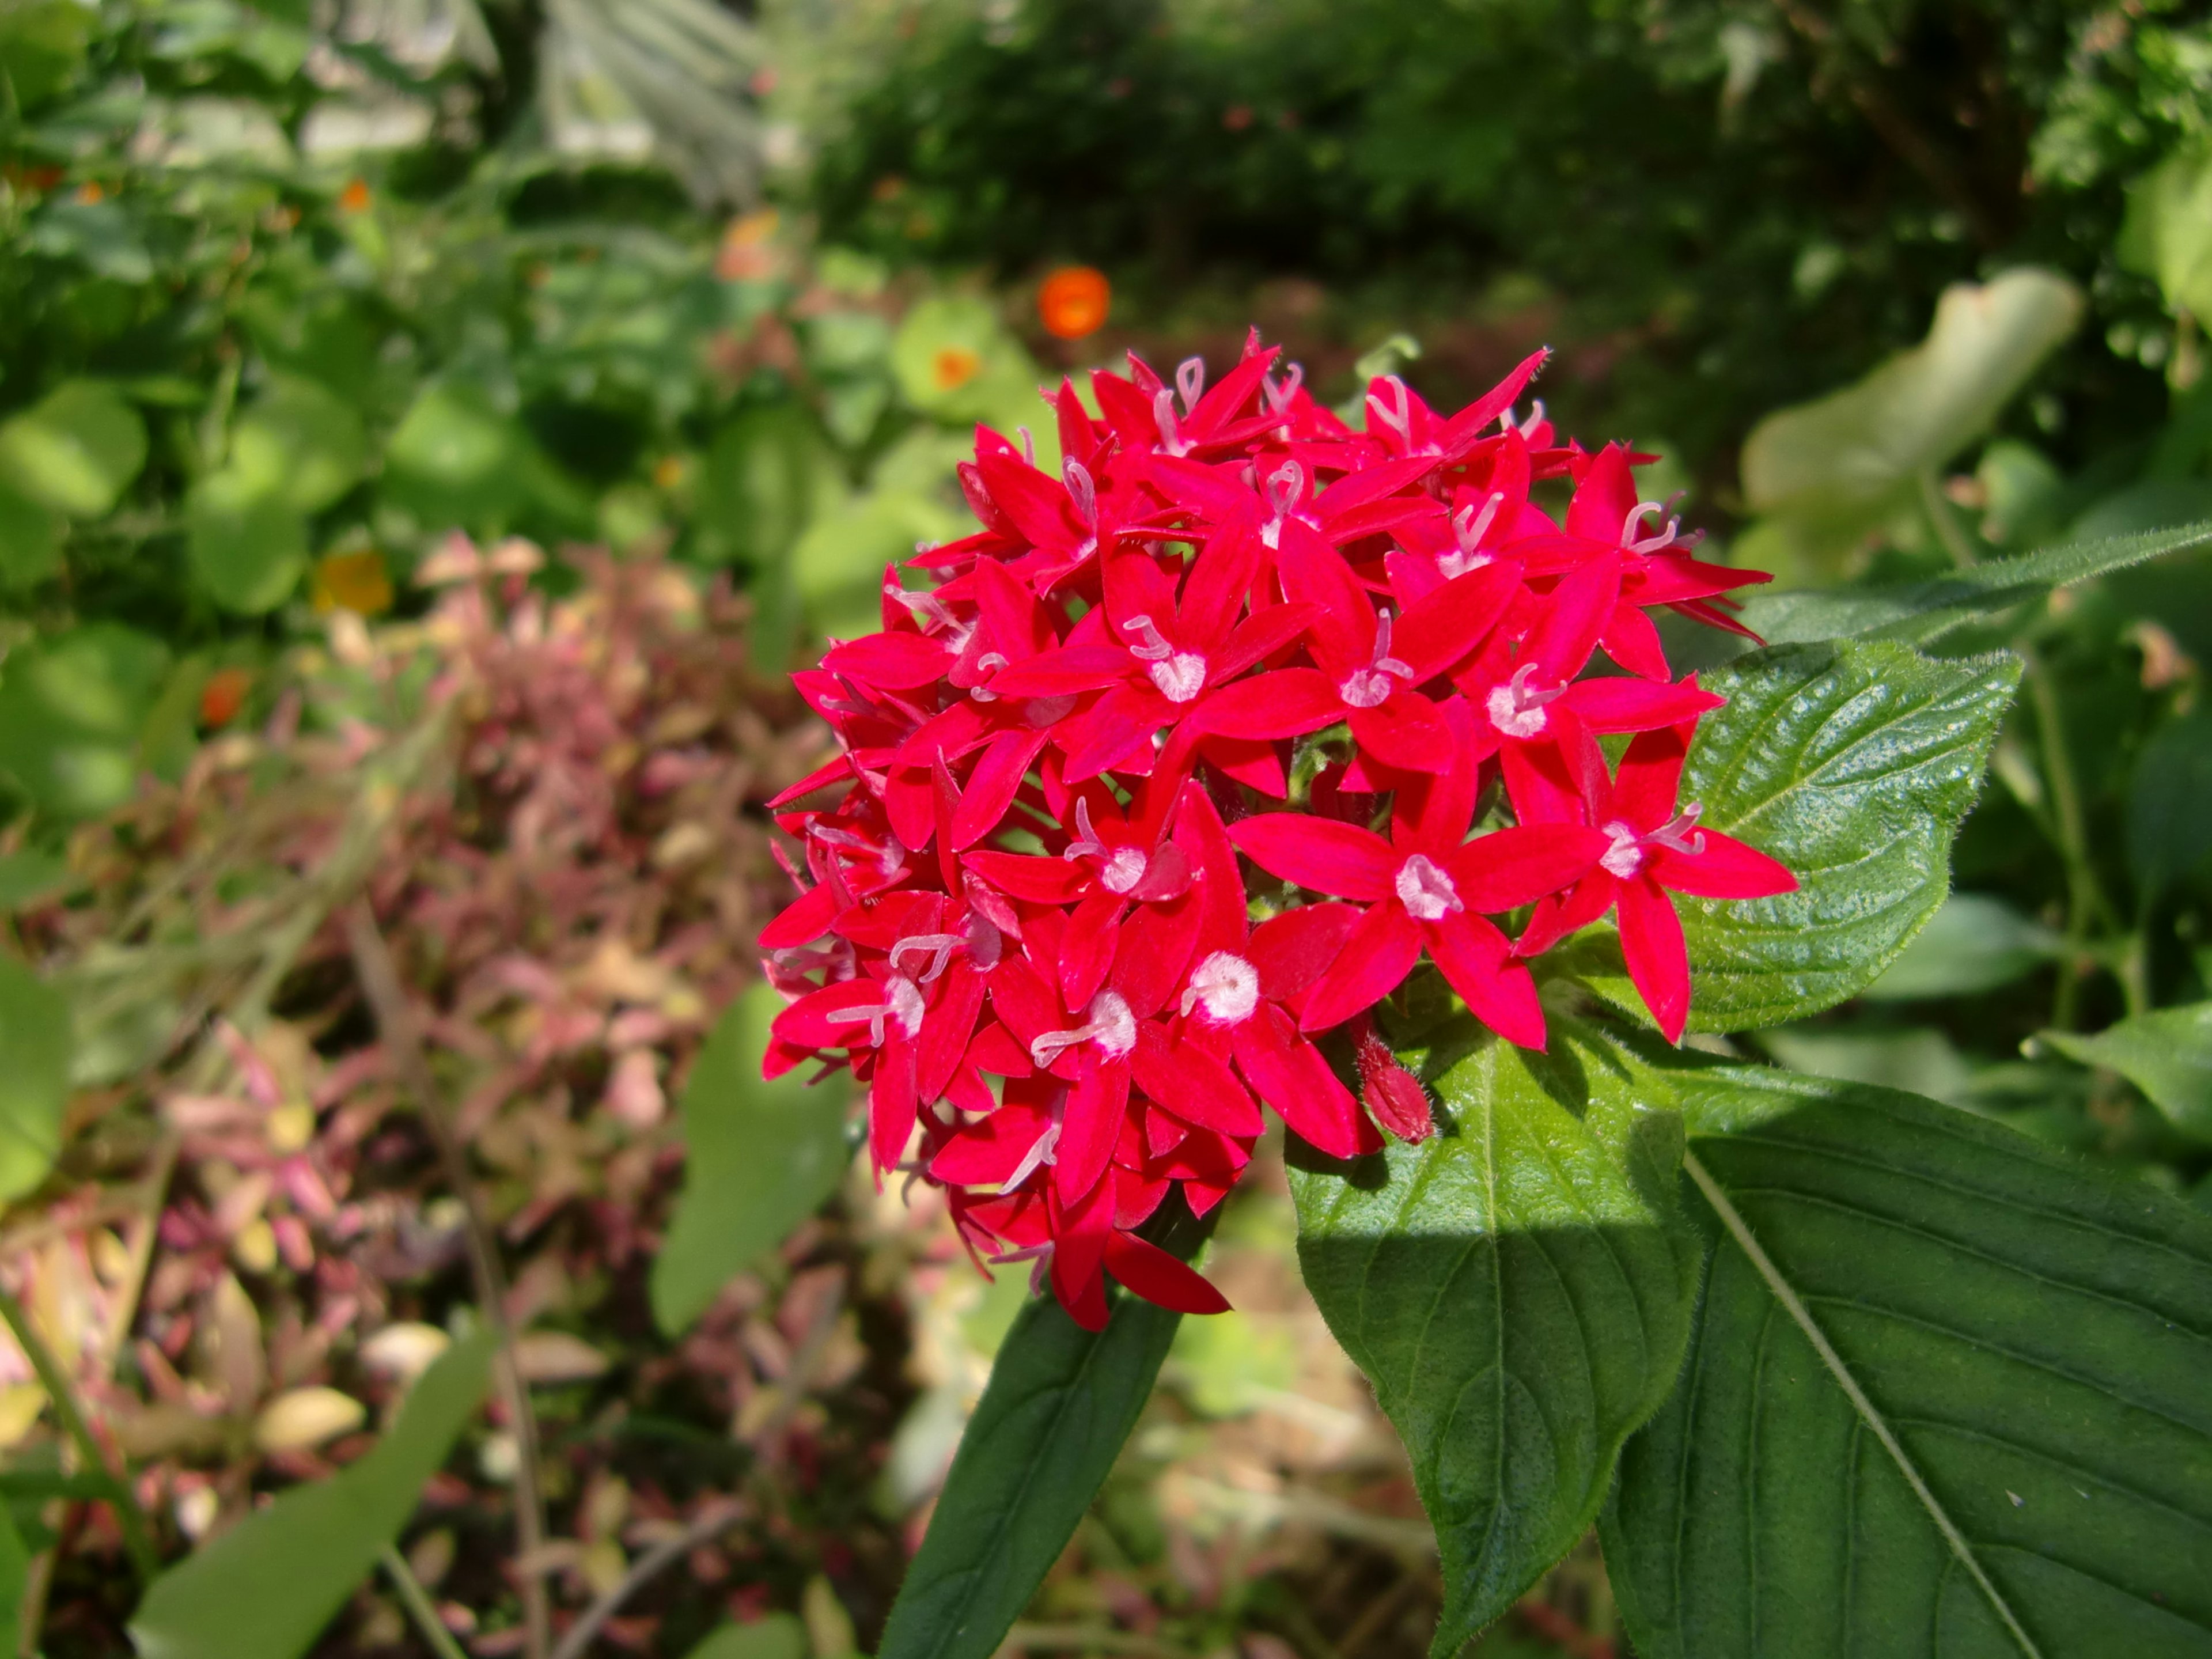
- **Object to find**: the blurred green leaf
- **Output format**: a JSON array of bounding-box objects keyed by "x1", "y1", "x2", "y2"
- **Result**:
[
  {"x1": 1739, "y1": 270, "x2": 2082, "y2": 575},
  {"x1": 687, "y1": 1614, "x2": 810, "y2": 1659},
  {"x1": 0, "y1": 482, "x2": 64, "y2": 588},
  {"x1": 1605, "y1": 1066, "x2": 2212, "y2": 1658},
  {"x1": 1290, "y1": 1019, "x2": 1698, "y2": 1656},
  {"x1": 186, "y1": 469, "x2": 309, "y2": 615},
  {"x1": 25, "y1": 197, "x2": 154, "y2": 284},
  {"x1": 1861, "y1": 892, "x2": 2063, "y2": 1001},
  {"x1": 1755, "y1": 1024, "x2": 1975, "y2": 1104},
  {"x1": 1574, "y1": 641, "x2": 2020, "y2": 1033},
  {"x1": 0, "y1": 623, "x2": 171, "y2": 819},
  {"x1": 2120, "y1": 146, "x2": 2212, "y2": 320},
  {"x1": 2042, "y1": 1003, "x2": 2212, "y2": 1142},
  {"x1": 650, "y1": 983, "x2": 851, "y2": 1335},
  {"x1": 0, "y1": 380, "x2": 148, "y2": 520},
  {"x1": 891, "y1": 295, "x2": 1041, "y2": 434},
  {"x1": 0, "y1": 955, "x2": 71, "y2": 1204},
  {"x1": 794, "y1": 490, "x2": 962, "y2": 645},
  {"x1": 2129, "y1": 713, "x2": 2212, "y2": 896},
  {"x1": 0, "y1": 851, "x2": 75, "y2": 908},
  {"x1": 130, "y1": 1331, "x2": 495, "y2": 1659},
  {"x1": 0, "y1": 0, "x2": 93, "y2": 108},
  {"x1": 382, "y1": 381, "x2": 532, "y2": 533},
  {"x1": 229, "y1": 374, "x2": 368, "y2": 514}
]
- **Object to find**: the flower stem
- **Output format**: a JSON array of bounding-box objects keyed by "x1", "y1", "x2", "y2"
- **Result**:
[{"x1": 380, "y1": 1545, "x2": 471, "y2": 1659}]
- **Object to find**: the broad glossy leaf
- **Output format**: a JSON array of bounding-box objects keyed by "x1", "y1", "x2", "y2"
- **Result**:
[
  {"x1": 1578, "y1": 639, "x2": 2020, "y2": 1033},
  {"x1": 1860, "y1": 893, "x2": 2062, "y2": 1002},
  {"x1": 0, "y1": 380, "x2": 147, "y2": 519},
  {"x1": 0, "y1": 622, "x2": 171, "y2": 820},
  {"x1": 687, "y1": 1613, "x2": 809, "y2": 1659},
  {"x1": 2128, "y1": 712, "x2": 2212, "y2": 895},
  {"x1": 132, "y1": 1331, "x2": 495, "y2": 1659},
  {"x1": 650, "y1": 983, "x2": 851, "y2": 1335},
  {"x1": 1289, "y1": 1020, "x2": 1699, "y2": 1656},
  {"x1": 185, "y1": 470, "x2": 309, "y2": 615},
  {"x1": 0, "y1": 956, "x2": 71, "y2": 1203},
  {"x1": 877, "y1": 1267, "x2": 1187, "y2": 1659},
  {"x1": 2041, "y1": 1003, "x2": 2212, "y2": 1143},
  {"x1": 1738, "y1": 516, "x2": 2212, "y2": 647},
  {"x1": 1603, "y1": 1062, "x2": 2212, "y2": 1659}
]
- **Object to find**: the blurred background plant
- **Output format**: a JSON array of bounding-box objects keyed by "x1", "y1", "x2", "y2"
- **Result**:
[{"x1": 0, "y1": 0, "x2": 2205, "y2": 1655}]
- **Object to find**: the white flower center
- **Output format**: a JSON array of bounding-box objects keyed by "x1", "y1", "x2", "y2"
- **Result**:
[
  {"x1": 1338, "y1": 608, "x2": 1416, "y2": 709},
  {"x1": 1149, "y1": 652, "x2": 1208, "y2": 703},
  {"x1": 1099, "y1": 846, "x2": 1150, "y2": 894},
  {"x1": 1600, "y1": 821, "x2": 1644, "y2": 878},
  {"x1": 1180, "y1": 950, "x2": 1260, "y2": 1025},
  {"x1": 1028, "y1": 990, "x2": 1138, "y2": 1067},
  {"x1": 1395, "y1": 854, "x2": 1463, "y2": 921},
  {"x1": 1486, "y1": 662, "x2": 1566, "y2": 739}
]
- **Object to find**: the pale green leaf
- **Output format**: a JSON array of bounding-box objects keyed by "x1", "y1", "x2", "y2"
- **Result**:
[
  {"x1": 0, "y1": 623, "x2": 171, "y2": 820},
  {"x1": 382, "y1": 381, "x2": 532, "y2": 533},
  {"x1": 1860, "y1": 893, "x2": 2063, "y2": 1002},
  {"x1": 2041, "y1": 1003, "x2": 2212, "y2": 1143},
  {"x1": 130, "y1": 1331, "x2": 495, "y2": 1659},
  {"x1": 1288, "y1": 1020, "x2": 1699, "y2": 1656},
  {"x1": 1575, "y1": 639, "x2": 2020, "y2": 1033},
  {"x1": 228, "y1": 374, "x2": 368, "y2": 514},
  {"x1": 185, "y1": 470, "x2": 309, "y2": 615},
  {"x1": 650, "y1": 983, "x2": 851, "y2": 1335},
  {"x1": 0, "y1": 956, "x2": 70, "y2": 1203},
  {"x1": 2119, "y1": 146, "x2": 2212, "y2": 320},
  {"x1": 1604, "y1": 1064, "x2": 2212, "y2": 1659},
  {"x1": 0, "y1": 380, "x2": 148, "y2": 520},
  {"x1": 686, "y1": 1613, "x2": 809, "y2": 1659}
]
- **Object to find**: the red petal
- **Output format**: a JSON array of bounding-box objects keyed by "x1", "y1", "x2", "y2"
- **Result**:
[
  {"x1": 1247, "y1": 902, "x2": 1361, "y2": 1007},
  {"x1": 1049, "y1": 1174, "x2": 1115, "y2": 1331},
  {"x1": 757, "y1": 881, "x2": 843, "y2": 949},
  {"x1": 1194, "y1": 669, "x2": 1343, "y2": 743},
  {"x1": 1425, "y1": 911, "x2": 1546, "y2": 1050},
  {"x1": 1618, "y1": 874, "x2": 1690, "y2": 1043},
  {"x1": 1563, "y1": 673, "x2": 1724, "y2": 734},
  {"x1": 1055, "y1": 1056, "x2": 1128, "y2": 1206},
  {"x1": 951, "y1": 728, "x2": 1053, "y2": 850},
  {"x1": 1103, "y1": 1230, "x2": 1230, "y2": 1316},
  {"x1": 1614, "y1": 722, "x2": 1692, "y2": 828},
  {"x1": 964, "y1": 850, "x2": 1087, "y2": 904},
  {"x1": 1444, "y1": 824, "x2": 1612, "y2": 911},
  {"x1": 1298, "y1": 902, "x2": 1423, "y2": 1032},
  {"x1": 1131, "y1": 1025, "x2": 1262, "y2": 1138},
  {"x1": 1060, "y1": 889, "x2": 1126, "y2": 1013},
  {"x1": 1347, "y1": 694, "x2": 1452, "y2": 774},
  {"x1": 1232, "y1": 1005, "x2": 1373, "y2": 1158},
  {"x1": 1652, "y1": 830, "x2": 1797, "y2": 900},
  {"x1": 1229, "y1": 816, "x2": 1396, "y2": 901},
  {"x1": 1564, "y1": 441, "x2": 1638, "y2": 544}
]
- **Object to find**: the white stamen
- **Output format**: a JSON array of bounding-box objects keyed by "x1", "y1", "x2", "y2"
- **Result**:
[
  {"x1": 1121, "y1": 613, "x2": 1173, "y2": 661},
  {"x1": 1063, "y1": 797, "x2": 1112, "y2": 863},
  {"x1": 1647, "y1": 804, "x2": 1706, "y2": 857},
  {"x1": 887, "y1": 976, "x2": 926, "y2": 1037},
  {"x1": 1369, "y1": 375, "x2": 1411, "y2": 441},
  {"x1": 1018, "y1": 426, "x2": 1036, "y2": 468},
  {"x1": 1600, "y1": 821, "x2": 1644, "y2": 878},
  {"x1": 1180, "y1": 950, "x2": 1260, "y2": 1025},
  {"x1": 889, "y1": 933, "x2": 963, "y2": 984},
  {"x1": 1099, "y1": 846, "x2": 1149, "y2": 894},
  {"x1": 1152, "y1": 389, "x2": 1190, "y2": 457},
  {"x1": 963, "y1": 907, "x2": 1005, "y2": 969},
  {"x1": 1516, "y1": 400, "x2": 1546, "y2": 440},
  {"x1": 1264, "y1": 362, "x2": 1303, "y2": 416},
  {"x1": 1149, "y1": 653, "x2": 1207, "y2": 703},
  {"x1": 968, "y1": 650, "x2": 1009, "y2": 702},
  {"x1": 999, "y1": 1122, "x2": 1060, "y2": 1194},
  {"x1": 1063, "y1": 459, "x2": 1097, "y2": 528},
  {"x1": 1338, "y1": 608, "x2": 1418, "y2": 709},
  {"x1": 1442, "y1": 492, "x2": 1504, "y2": 577},
  {"x1": 1484, "y1": 662, "x2": 1566, "y2": 739},
  {"x1": 1176, "y1": 355, "x2": 1206, "y2": 415},
  {"x1": 1395, "y1": 854, "x2": 1463, "y2": 922},
  {"x1": 812, "y1": 823, "x2": 906, "y2": 878},
  {"x1": 1028, "y1": 990, "x2": 1138, "y2": 1067},
  {"x1": 1622, "y1": 494, "x2": 1685, "y2": 556}
]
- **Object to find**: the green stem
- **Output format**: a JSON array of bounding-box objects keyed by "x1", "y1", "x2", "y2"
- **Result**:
[
  {"x1": 0, "y1": 1286, "x2": 158, "y2": 1581},
  {"x1": 380, "y1": 1545, "x2": 471, "y2": 1659}
]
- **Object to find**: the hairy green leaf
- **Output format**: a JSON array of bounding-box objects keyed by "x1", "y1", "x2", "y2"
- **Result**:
[
  {"x1": 132, "y1": 1331, "x2": 495, "y2": 1659},
  {"x1": 2041, "y1": 1003, "x2": 2212, "y2": 1142},
  {"x1": 876, "y1": 1259, "x2": 1190, "y2": 1659},
  {"x1": 1289, "y1": 1020, "x2": 1699, "y2": 1656},
  {"x1": 1737, "y1": 517, "x2": 2212, "y2": 647},
  {"x1": 1579, "y1": 639, "x2": 2020, "y2": 1033},
  {"x1": 651, "y1": 983, "x2": 851, "y2": 1335},
  {"x1": 1604, "y1": 1061, "x2": 2212, "y2": 1659},
  {"x1": 0, "y1": 956, "x2": 71, "y2": 1203}
]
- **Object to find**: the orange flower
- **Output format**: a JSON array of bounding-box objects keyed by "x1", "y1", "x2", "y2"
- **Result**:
[
  {"x1": 1037, "y1": 267, "x2": 1111, "y2": 340},
  {"x1": 338, "y1": 178, "x2": 372, "y2": 214},
  {"x1": 312, "y1": 549, "x2": 393, "y2": 616},
  {"x1": 715, "y1": 210, "x2": 782, "y2": 282},
  {"x1": 198, "y1": 667, "x2": 252, "y2": 730},
  {"x1": 73, "y1": 180, "x2": 104, "y2": 205},
  {"x1": 933, "y1": 346, "x2": 982, "y2": 391}
]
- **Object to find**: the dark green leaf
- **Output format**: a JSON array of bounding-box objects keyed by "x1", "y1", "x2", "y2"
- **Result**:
[
  {"x1": 1577, "y1": 639, "x2": 2020, "y2": 1033},
  {"x1": 650, "y1": 984, "x2": 852, "y2": 1335},
  {"x1": 1860, "y1": 893, "x2": 2063, "y2": 1002},
  {"x1": 876, "y1": 1271, "x2": 1187, "y2": 1659},
  {"x1": 2041, "y1": 1003, "x2": 2212, "y2": 1142},
  {"x1": 0, "y1": 1497, "x2": 25, "y2": 1646},
  {"x1": 0, "y1": 623, "x2": 171, "y2": 820},
  {"x1": 1604, "y1": 1063, "x2": 2212, "y2": 1659},
  {"x1": 0, "y1": 380, "x2": 148, "y2": 519},
  {"x1": 2128, "y1": 713, "x2": 2212, "y2": 895},
  {"x1": 1289, "y1": 1019, "x2": 1699, "y2": 1656},
  {"x1": 1737, "y1": 518, "x2": 2212, "y2": 647},
  {"x1": 0, "y1": 483, "x2": 64, "y2": 588},
  {"x1": 131, "y1": 1331, "x2": 495, "y2": 1659},
  {"x1": 0, "y1": 955, "x2": 71, "y2": 1203},
  {"x1": 0, "y1": 852, "x2": 74, "y2": 909},
  {"x1": 686, "y1": 1613, "x2": 810, "y2": 1659}
]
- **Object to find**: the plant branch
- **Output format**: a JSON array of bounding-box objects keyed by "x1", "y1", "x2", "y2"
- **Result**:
[
  {"x1": 0, "y1": 1285, "x2": 157, "y2": 1580},
  {"x1": 343, "y1": 900, "x2": 552, "y2": 1659},
  {"x1": 545, "y1": 1500, "x2": 746, "y2": 1659},
  {"x1": 381, "y1": 1544, "x2": 472, "y2": 1659}
]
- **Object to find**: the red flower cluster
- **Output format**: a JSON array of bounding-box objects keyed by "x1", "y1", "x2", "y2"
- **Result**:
[{"x1": 760, "y1": 334, "x2": 1795, "y2": 1328}]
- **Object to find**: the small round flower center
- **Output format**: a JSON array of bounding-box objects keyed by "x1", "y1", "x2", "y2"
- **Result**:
[
  {"x1": 1028, "y1": 989, "x2": 1139, "y2": 1068},
  {"x1": 1600, "y1": 821, "x2": 1644, "y2": 878},
  {"x1": 1151, "y1": 653, "x2": 1209, "y2": 703},
  {"x1": 1099, "y1": 846, "x2": 1150, "y2": 894},
  {"x1": 1180, "y1": 950, "x2": 1260, "y2": 1025},
  {"x1": 1338, "y1": 608, "x2": 1416, "y2": 710},
  {"x1": 885, "y1": 976, "x2": 926, "y2": 1039},
  {"x1": 1486, "y1": 663, "x2": 1566, "y2": 739},
  {"x1": 1395, "y1": 854, "x2": 1463, "y2": 921}
]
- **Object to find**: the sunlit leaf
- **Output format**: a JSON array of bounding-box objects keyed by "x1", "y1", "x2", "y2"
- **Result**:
[
  {"x1": 1604, "y1": 1062, "x2": 2212, "y2": 1659},
  {"x1": 2041, "y1": 1003, "x2": 2212, "y2": 1143},
  {"x1": 0, "y1": 955, "x2": 71, "y2": 1204},
  {"x1": 650, "y1": 984, "x2": 852, "y2": 1335},
  {"x1": 2120, "y1": 146, "x2": 2212, "y2": 320},
  {"x1": 381, "y1": 381, "x2": 532, "y2": 533},
  {"x1": 685, "y1": 1613, "x2": 809, "y2": 1659},
  {"x1": 228, "y1": 374, "x2": 368, "y2": 514},
  {"x1": 0, "y1": 623, "x2": 170, "y2": 819},
  {"x1": 186, "y1": 469, "x2": 310, "y2": 615},
  {"x1": 0, "y1": 380, "x2": 147, "y2": 519},
  {"x1": 1289, "y1": 1018, "x2": 1698, "y2": 1656},
  {"x1": 131, "y1": 1331, "x2": 495, "y2": 1659}
]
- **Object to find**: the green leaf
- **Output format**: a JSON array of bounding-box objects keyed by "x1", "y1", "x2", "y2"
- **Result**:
[
  {"x1": 890, "y1": 296, "x2": 1036, "y2": 425},
  {"x1": 1288, "y1": 1019, "x2": 1699, "y2": 1656},
  {"x1": 1860, "y1": 893, "x2": 2063, "y2": 1002},
  {"x1": 131, "y1": 1331, "x2": 495, "y2": 1659},
  {"x1": 0, "y1": 623, "x2": 171, "y2": 820},
  {"x1": 1739, "y1": 270, "x2": 2082, "y2": 576},
  {"x1": 2128, "y1": 713, "x2": 2212, "y2": 896},
  {"x1": 2120, "y1": 145, "x2": 2212, "y2": 320},
  {"x1": 0, "y1": 0, "x2": 94, "y2": 109},
  {"x1": 876, "y1": 1267, "x2": 1187, "y2": 1659},
  {"x1": 2040, "y1": 1003, "x2": 2212, "y2": 1143},
  {"x1": 650, "y1": 984, "x2": 852, "y2": 1335},
  {"x1": 0, "y1": 955, "x2": 70, "y2": 1204},
  {"x1": 0, "y1": 851, "x2": 77, "y2": 908},
  {"x1": 0, "y1": 482, "x2": 64, "y2": 588},
  {"x1": 1577, "y1": 639, "x2": 2020, "y2": 1033},
  {"x1": 185, "y1": 469, "x2": 309, "y2": 615},
  {"x1": 228, "y1": 374, "x2": 368, "y2": 514},
  {"x1": 25, "y1": 197, "x2": 154, "y2": 285},
  {"x1": 0, "y1": 380, "x2": 148, "y2": 520},
  {"x1": 0, "y1": 1497, "x2": 26, "y2": 1645},
  {"x1": 381, "y1": 381, "x2": 532, "y2": 533},
  {"x1": 1737, "y1": 517, "x2": 2212, "y2": 647},
  {"x1": 1603, "y1": 1063, "x2": 2212, "y2": 1659},
  {"x1": 686, "y1": 1613, "x2": 810, "y2": 1659}
]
